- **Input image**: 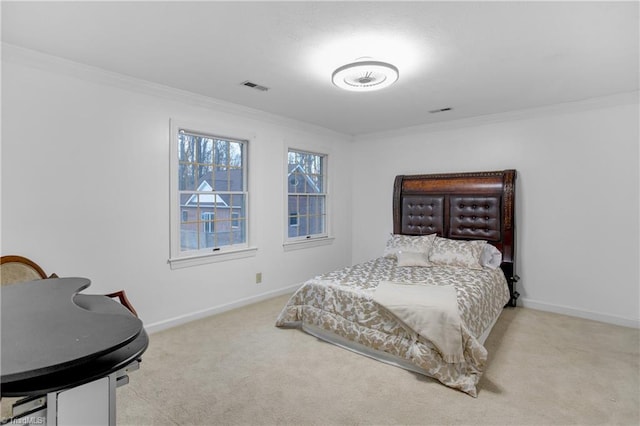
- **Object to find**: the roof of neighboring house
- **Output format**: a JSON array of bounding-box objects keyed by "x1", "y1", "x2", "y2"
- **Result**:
[
  {"x1": 288, "y1": 164, "x2": 321, "y2": 193},
  {"x1": 180, "y1": 164, "x2": 320, "y2": 209},
  {"x1": 180, "y1": 169, "x2": 243, "y2": 209},
  {"x1": 184, "y1": 181, "x2": 228, "y2": 207}
]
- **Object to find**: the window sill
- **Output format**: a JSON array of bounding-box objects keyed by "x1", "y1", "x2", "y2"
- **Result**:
[
  {"x1": 283, "y1": 236, "x2": 335, "y2": 252},
  {"x1": 168, "y1": 247, "x2": 258, "y2": 269}
]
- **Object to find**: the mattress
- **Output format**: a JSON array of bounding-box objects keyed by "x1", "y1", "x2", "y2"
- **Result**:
[{"x1": 275, "y1": 256, "x2": 510, "y2": 396}]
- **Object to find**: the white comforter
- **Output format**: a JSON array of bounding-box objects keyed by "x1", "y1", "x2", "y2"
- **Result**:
[
  {"x1": 275, "y1": 256, "x2": 510, "y2": 396},
  {"x1": 373, "y1": 281, "x2": 463, "y2": 363}
]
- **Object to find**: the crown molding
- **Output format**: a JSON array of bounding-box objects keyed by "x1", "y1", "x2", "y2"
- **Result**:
[
  {"x1": 4, "y1": 43, "x2": 636, "y2": 144},
  {"x1": 1, "y1": 43, "x2": 350, "y2": 141},
  {"x1": 354, "y1": 90, "x2": 639, "y2": 142}
]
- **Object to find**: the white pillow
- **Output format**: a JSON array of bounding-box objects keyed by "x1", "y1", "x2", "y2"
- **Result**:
[
  {"x1": 480, "y1": 244, "x2": 502, "y2": 269},
  {"x1": 396, "y1": 250, "x2": 431, "y2": 267},
  {"x1": 429, "y1": 237, "x2": 486, "y2": 269},
  {"x1": 383, "y1": 233, "x2": 437, "y2": 259}
]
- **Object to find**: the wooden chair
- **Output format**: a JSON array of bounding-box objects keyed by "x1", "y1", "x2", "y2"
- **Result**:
[
  {"x1": 0, "y1": 255, "x2": 138, "y2": 317},
  {"x1": 104, "y1": 290, "x2": 138, "y2": 317},
  {"x1": 0, "y1": 255, "x2": 57, "y2": 285}
]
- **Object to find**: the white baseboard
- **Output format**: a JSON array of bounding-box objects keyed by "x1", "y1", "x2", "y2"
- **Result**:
[
  {"x1": 144, "y1": 290, "x2": 639, "y2": 334},
  {"x1": 520, "y1": 297, "x2": 640, "y2": 329},
  {"x1": 144, "y1": 284, "x2": 300, "y2": 334}
]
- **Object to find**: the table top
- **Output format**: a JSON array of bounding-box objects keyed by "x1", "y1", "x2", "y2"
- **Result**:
[{"x1": 1, "y1": 277, "x2": 147, "y2": 395}]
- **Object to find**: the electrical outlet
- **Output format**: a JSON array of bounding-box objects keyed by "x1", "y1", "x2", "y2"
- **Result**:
[{"x1": 255, "y1": 272, "x2": 262, "y2": 284}]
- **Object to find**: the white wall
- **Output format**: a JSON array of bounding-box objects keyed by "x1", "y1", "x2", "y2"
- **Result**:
[
  {"x1": 1, "y1": 51, "x2": 353, "y2": 331},
  {"x1": 351, "y1": 95, "x2": 640, "y2": 327},
  {"x1": 3, "y1": 48, "x2": 638, "y2": 330}
]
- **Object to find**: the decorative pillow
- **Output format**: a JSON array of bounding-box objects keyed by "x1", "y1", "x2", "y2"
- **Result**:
[
  {"x1": 383, "y1": 233, "x2": 437, "y2": 259},
  {"x1": 480, "y1": 244, "x2": 502, "y2": 269},
  {"x1": 429, "y1": 237, "x2": 486, "y2": 269},
  {"x1": 396, "y1": 250, "x2": 431, "y2": 267}
]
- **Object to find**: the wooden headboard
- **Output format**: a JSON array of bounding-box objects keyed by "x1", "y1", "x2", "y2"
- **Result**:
[{"x1": 393, "y1": 169, "x2": 519, "y2": 306}]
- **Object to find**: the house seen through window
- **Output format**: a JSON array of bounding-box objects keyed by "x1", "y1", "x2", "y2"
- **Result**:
[
  {"x1": 177, "y1": 130, "x2": 247, "y2": 252},
  {"x1": 287, "y1": 149, "x2": 327, "y2": 240}
]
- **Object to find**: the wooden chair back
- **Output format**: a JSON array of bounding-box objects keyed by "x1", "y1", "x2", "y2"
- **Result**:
[{"x1": 0, "y1": 255, "x2": 57, "y2": 286}]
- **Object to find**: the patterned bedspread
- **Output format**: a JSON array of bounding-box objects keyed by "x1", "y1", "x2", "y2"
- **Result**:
[{"x1": 275, "y1": 257, "x2": 510, "y2": 396}]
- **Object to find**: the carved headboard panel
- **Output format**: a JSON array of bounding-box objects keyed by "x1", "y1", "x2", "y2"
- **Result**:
[{"x1": 393, "y1": 170, "x2": 519, "y2": 305}]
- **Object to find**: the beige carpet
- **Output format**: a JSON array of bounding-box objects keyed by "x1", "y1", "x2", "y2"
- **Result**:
[{"x1": 108, "y1": 294, "x2": 637, "y2": 425}]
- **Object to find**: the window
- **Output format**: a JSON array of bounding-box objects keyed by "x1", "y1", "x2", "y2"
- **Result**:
[
  {"x1": 201, "y1": 212, "x2": 215, "y2": 234},
  {"x1": 289, "y1": 212, "x2": 299, "y2": 227},
  {"x1": 170, "y1": 122, "x2": 249, "y2": 264},
  {"x1": 287, "y1": 149, "x2": 327, "y2": 240},
  {"x1": 231, "y1": 212, "x2": 240, "y2": 228}
]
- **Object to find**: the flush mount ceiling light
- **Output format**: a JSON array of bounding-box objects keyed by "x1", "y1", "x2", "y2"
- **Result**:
[{"x1": 331, "y1": 60, "x2": 399, "y2": 92}]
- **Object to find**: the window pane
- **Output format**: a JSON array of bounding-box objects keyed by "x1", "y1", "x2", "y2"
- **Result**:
[
  {"x1": 310, "y1": 195, "x2": 324, "y2": 216},
  {"x1": 229, "y1": 194, "x2": 246, "y2": 244},
  {"x1": 288, "y1": 150, "x2": 324, "y2": 194},
  {"x1": 178, "y1": 133, "x2": 195, "y2": 162},
  {"x1": 214, "y1": 168, "x2": 243, "y2": 192},
  {"x1": 309, "y1": 196, "x2": 325, "y2": 235},
  {"x1": 287, "y1": 150, "x2": 327, "y2": 239},
  {"x1": 288, "y1": 172, "x2": 301, "y2": 194},
  {"x1": 298, "y1": 216, "x2": 308, "y2": 236},
  {"x1": 229, "y1": 168, "x2": 243, "y2": 191},
  {"x1": 198, "y1": 138, "x2": 214, "y2": 165},
  {"x1": 214, "y1": 139, "x2": 229, "y2": 171},
  {"x1": 310, "y1": 216, "x2": 324, "y2": 235},
  {"x1": 179, "y1": 163, "x2": 195, "y2": 190},
  {"x1": 288, "y1": 195, "x2": 299, "y2": 215},
  {"x1": 229, "y1": 142, "x2": 243, "y2": 168},
  {"x1": 200, "y1": 230, "x2": 216, "y2": 250},
  {"x1": 177, "y1": 128, "x2": 248, "y2": 253},
  {"x1": 179, "y1": 192, "x2": 248, "y2": 250},
  {"x1": 312, "y1": 170, "x2": 323, "y2": 193},
  {"x1": 180, "y1": 220, "x2": 197, "y2": 251},
  {"x1": 197, "y1": 165, "x2": 213, "y2": 189},
  {"x1": 213, "y1": 172, "x2": 228, "y2": 192},
  {"x1": 207, "y1": 140, "x2": 245, "y2": 192},
  {"x1": 288, "y1": 195, "x2": 299, "y2": 238},
  {"x1": 201, "y1": 212, "x2": 215, "y2": 234}
]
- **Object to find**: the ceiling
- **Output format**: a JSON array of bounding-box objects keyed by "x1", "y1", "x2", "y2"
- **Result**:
[{"x1": 2, "y1": 1, "x2": 638, "y2": 136}]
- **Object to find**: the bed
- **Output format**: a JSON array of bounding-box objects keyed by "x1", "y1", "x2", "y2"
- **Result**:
[{"x1": 276, "y1": 170, "x2": 519, "y2": 397}]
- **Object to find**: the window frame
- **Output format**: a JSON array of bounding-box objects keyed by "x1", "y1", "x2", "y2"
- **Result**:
[
  {"x1": 169, "y1": 119, "x2": 256, "y2": 269},
  {"x1": 284, "y1": 147, "x2": 333, "y2": 250}
]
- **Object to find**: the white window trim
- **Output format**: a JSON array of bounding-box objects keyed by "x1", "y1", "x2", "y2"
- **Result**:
[
  {"x1": 283, "y1": 236, "x2": 335, "y2": 252},
  {"x1": 168, "y1": 247, "x2": 258, "y2": 269},
  {"x1": 284, "y1": 145, "x2": 333, "y2": 249},
  {"x1": 169, "y1": 119, "x2": 256, "y2": 268}
]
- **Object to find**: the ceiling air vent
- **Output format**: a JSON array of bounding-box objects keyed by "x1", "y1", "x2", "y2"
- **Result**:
[
  {"x1": 241, "y1": 81, "x2": 270, "y2": 92},
  {"x1": 429, "y1": 107, "x2": 452, "y2": 113}
]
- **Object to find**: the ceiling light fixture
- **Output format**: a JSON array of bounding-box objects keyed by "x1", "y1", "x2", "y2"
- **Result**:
[{"x1": 332, "y1": 60, "x2": 399, "y2": 92}]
